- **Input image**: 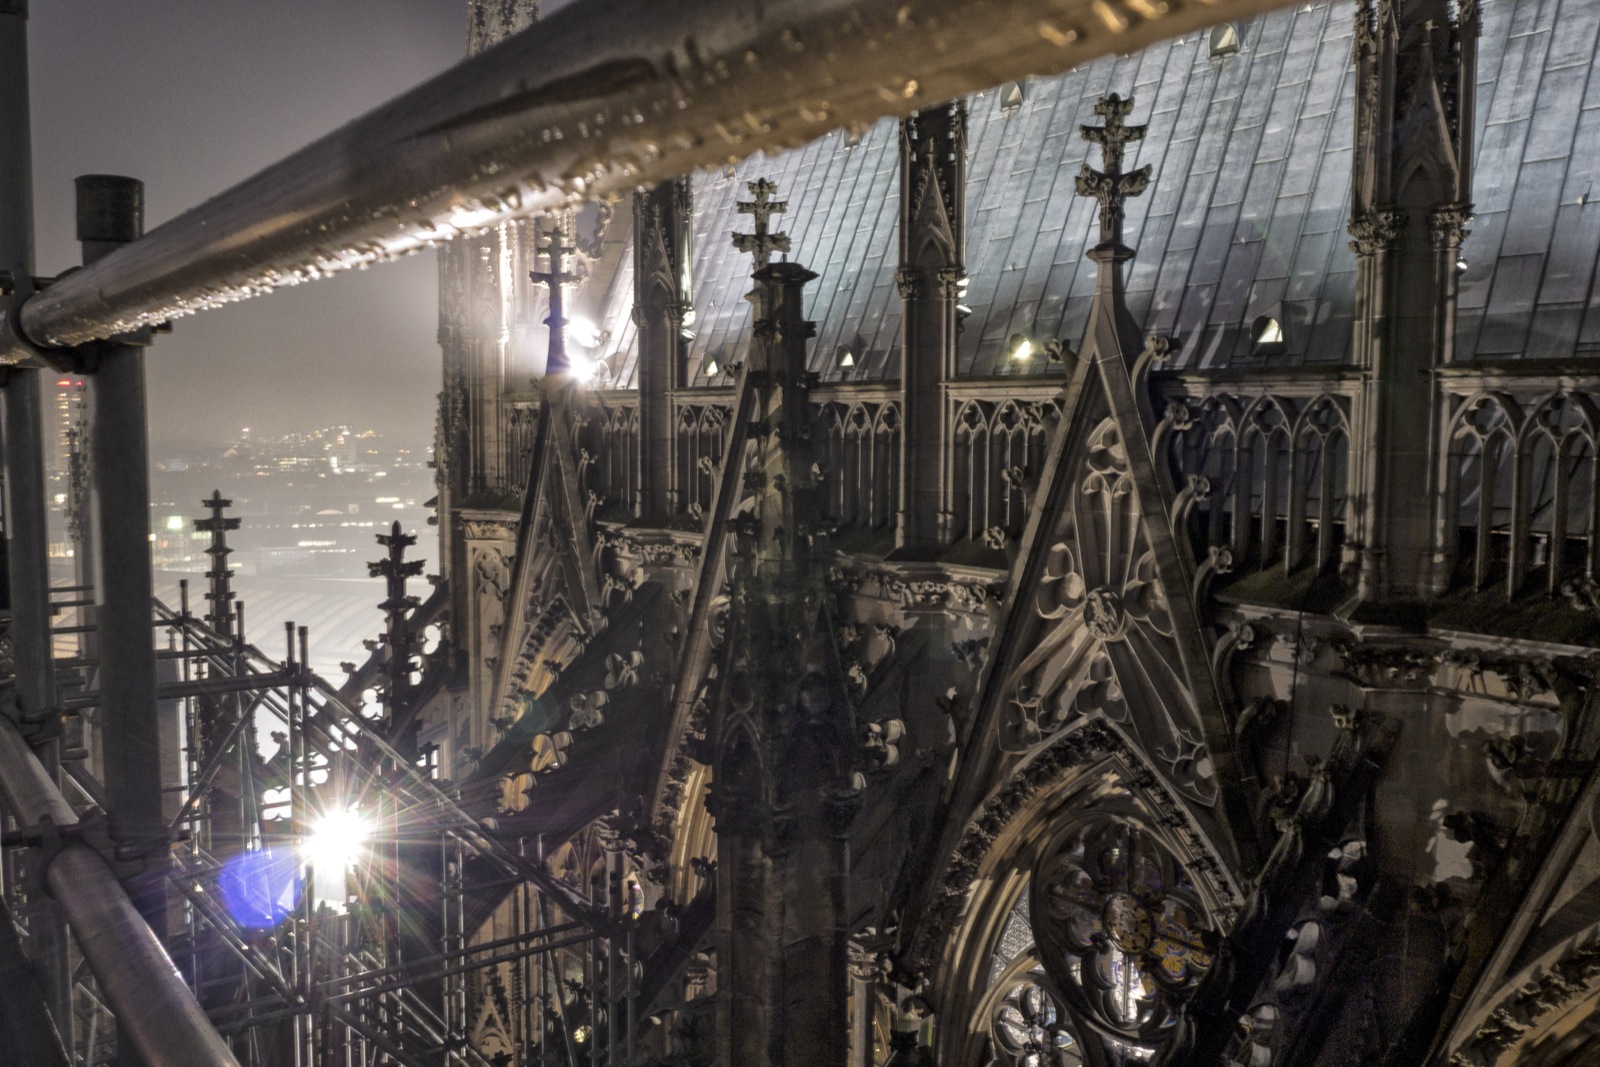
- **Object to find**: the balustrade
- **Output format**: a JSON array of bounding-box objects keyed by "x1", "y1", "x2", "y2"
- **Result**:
[
  {"x1": 1155, "y1": 381, "x2": 1353, "y2": 579},
  {"x1": 574, "y1": 366, "x2": 1597, "y2": 616},
  {"x1": 1437, "y1": 379, "x2": 1600, "y2": 599}
]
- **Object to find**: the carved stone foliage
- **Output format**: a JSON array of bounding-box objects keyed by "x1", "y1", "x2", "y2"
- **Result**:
[
  {"x1": 595, "y1": 527, "x2": 700, "y2": 569},
  {"x1": 1441, "y1": 650, "x2": 1558, "y2": 702},
  {"x1": 458, "y1": 514, "x2": 519, "y2": 543},
  {"x1": 1000, "y1": 418, "x2": 1219, "y2": 807},
  {"x1": 467, "y1": 0, "x2": 537, "y2": 54},
  {"x1": 1449, "y1": 937, "x2": 1600, "y2": 1067},
  {"x1": 1030, "y1": 821, "x2": 1217, "y2": 1055},
  {"x1": 827, "y1": 566, "x2": 999, "y2": 616},
  {"x1": 1330, "y1": 637, "x2": 1439, "y2": 687},
  {"x1": 1346, "y1": 208, "x2": 1406, "y2": 256}
]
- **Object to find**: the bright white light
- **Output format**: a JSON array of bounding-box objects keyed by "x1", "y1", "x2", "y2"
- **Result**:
[
  {"x1": 1007, "y1": 333, "x2": 1033, "y2": 361},
  {"x1": 569, "y1": 353, "x2": 599, "y2": 382},
  {"x1": 704, "y1": 359, "x2": 720, "y2": 378},
  {"x1": 567, "y1": 316, "x2": 603, "y2": 348},
  {"x1": 303, "y1": 808, "x2": 371, "y2": 904}
]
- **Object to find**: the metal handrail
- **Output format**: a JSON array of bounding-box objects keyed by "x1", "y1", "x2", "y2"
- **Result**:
[{"x1": 3, "y1": 0, "x2": 1293, "y2": 363}]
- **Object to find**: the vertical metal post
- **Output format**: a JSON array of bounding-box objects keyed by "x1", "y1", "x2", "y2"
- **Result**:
[
  {"x1": 0, "y1": 0, "x2": 41, "y2": 710},
  {"x1": 3, "y1": 372, "x2": 50, "y2": 717},
  {"x1": 81, "y1": 177, "x2": 168, "y2": 915},
  {"x1": 285, "y1": 621, "x2": 306, "y2": 1067},
  {"x1": 0, "y1": 3, "x2": 74, "y2": 1046}
]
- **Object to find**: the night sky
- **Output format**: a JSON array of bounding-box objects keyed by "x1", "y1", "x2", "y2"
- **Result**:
[{"x1": 28, "y1": 1, "x2": 469, "y2": 452}]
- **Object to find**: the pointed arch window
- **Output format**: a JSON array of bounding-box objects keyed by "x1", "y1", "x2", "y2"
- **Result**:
[{"x1": 970, "y1": 817, "x2": 1221, "y2": 1066}]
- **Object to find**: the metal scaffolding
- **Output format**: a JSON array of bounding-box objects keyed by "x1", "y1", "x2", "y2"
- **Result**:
[{"x1": 4, "y1": 527, "x2": 638, "y2": 1066}]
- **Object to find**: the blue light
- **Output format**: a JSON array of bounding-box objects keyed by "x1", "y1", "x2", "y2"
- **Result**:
[{"x1": 218, "y1": 848, "x2": 303, "y2": 929}]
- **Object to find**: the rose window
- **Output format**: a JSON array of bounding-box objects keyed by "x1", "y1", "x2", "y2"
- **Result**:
[{"x1": 1029, "y1": 822, "x2": 1216, "y2": 1049}]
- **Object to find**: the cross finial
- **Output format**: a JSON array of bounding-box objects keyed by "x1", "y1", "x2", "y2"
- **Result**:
[
  {"x1": 732, "y1": 178, "x2": 791, "y2": 271},
  {"x1": 530, "y1": 225, "x2": 576, "y2": 292},
  {"x1": 1076, "y1": 92, "x2": 1152, "y2": 247},
  {"x1": 369, "y1": 520, "x2": 425, "y2": 722},
  {"x1": 195, "y1": 489, "x2": 242, "y2": 638},
  {"x1": 530, "y1": 222, "x2": 577, "y2": 374}
]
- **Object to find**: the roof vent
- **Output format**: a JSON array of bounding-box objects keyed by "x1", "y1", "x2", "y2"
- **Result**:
[
  {"x1": 998, "y1": 80, "x2": 1027, "y2": 115},
  {"x1": 1209, "y1": 23, "x2": 1241, "y2": 60},
  {"x1": 1251, "y1": 315, "x2": 1285, "y2": 357}
]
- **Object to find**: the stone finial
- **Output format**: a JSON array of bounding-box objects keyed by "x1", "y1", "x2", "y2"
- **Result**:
[
  {"x1": 732, "y1": 178, "x2": 791, "y2": 271},
  {"x1": 1075, "y1": 93, "x2": 1152, "y2": 248},
  {"x1": 530, "y1": 222, "x2": 576, "y2": 373}
]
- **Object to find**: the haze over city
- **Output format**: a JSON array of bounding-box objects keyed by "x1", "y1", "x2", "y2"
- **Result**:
[{"x1": 28, "y1": 0, "x2": 464, "y2": 452}]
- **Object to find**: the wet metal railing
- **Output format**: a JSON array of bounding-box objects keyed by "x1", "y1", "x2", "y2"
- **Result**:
[{"x1": 5, "y1": 0, "x2": 1297, "y2": 364}]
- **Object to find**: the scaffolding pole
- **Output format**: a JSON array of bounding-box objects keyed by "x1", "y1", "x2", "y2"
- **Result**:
[{"x1": 0, "y1": 714, "x2": 243, "y2": 1067}]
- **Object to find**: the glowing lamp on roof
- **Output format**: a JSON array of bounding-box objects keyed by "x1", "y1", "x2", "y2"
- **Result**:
[
  {"x1": 1006, "y1": 333, "x2": 1034, "y2": 361},
  {"x1": 567, "y1": 315, "x2": 604, "y2": 349},
  {"x1": 568, "y1": 352, "x2": 612, "y2": 386}
]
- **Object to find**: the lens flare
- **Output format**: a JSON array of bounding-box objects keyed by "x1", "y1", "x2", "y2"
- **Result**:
[
  {"x1": 219, "y1": 848, "x2": 301, "y2": 929},
  {"x1": 303, "y1": 807, "x2": 372, "y2": 905}
]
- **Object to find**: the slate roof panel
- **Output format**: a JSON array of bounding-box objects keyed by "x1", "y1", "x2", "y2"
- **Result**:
[
  {"x1": 1541, "y1": 202, "x2": 1600, "y2": 307},
  {"x1": 1546, "y1": 0, "x2": 1600, "y2": 72}
]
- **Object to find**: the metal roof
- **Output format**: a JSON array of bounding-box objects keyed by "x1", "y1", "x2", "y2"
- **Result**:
[{"x1": 586, "y1": 0, "x2": 1600, "y2": 385}]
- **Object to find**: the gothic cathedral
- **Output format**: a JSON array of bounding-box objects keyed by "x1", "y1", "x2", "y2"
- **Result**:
[{"x1": 422, "y1": 1, "x2": 1600, "y2": 1063}]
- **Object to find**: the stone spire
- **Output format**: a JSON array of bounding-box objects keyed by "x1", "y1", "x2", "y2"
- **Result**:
[
  {"x1": 706, "y1": 187, "x2": 860, "y2": 1067},
  {"x1": 369, "y1": 521, "x2": 425, "y2": 725},
  {"x1": 632, "y1": 177, "x2": 693, "y2": 519},
  {"x1": 897, "y1": 101, "x2": 967, "y2": 550},
  {"x1": 1346, "y1": 0, "x2": 1478, "y2": 602}
]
